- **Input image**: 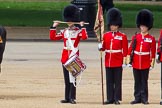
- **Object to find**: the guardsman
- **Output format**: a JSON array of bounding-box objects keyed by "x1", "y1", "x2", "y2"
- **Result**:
[
  {"x1": 0, "y1": 26, "x2": 6, "y2": 72},
  {"x1": 156, "y1": 30, "x2": 162, "y2": 63},
  {"x1": 49, "y1": 4, "x2": 88, "y2": 104},
  {"x1": 156, "y1": 29, "x2": 162, "y2": 105},
  {"x1": 98, "y1": 8, "x2": 128, "y2": 105},
  {"x1": 127, "y1": 9, "x2": 156, "y2": 105}
]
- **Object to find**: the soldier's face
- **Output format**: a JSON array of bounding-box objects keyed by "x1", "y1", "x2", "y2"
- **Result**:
[
  {"x1": 110, "y1": 25, "x2": 119, "y2": 31},
  {"x1": 140, "y1": 25, "x2": 148, "y2": 33}
]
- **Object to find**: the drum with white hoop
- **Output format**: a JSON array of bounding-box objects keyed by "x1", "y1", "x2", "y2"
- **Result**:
[{"x1": 63, "y1": 54, "x2": 86, "y2": 78}]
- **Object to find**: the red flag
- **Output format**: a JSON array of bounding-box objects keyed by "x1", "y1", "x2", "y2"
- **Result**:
[{"x1": 94, "y1": 0, "x2": 104, "y2": 41}]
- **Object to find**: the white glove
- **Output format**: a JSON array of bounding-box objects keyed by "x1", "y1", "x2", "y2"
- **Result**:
[
  {"x1": 98, "y1": 43, "x2": 102, "y2": 50},
  {"x1": 122, "y1": 64, "x2": 127, "y2": 68},
  {"x1": 156, "y1": 54, "x2": 159, "y2": 59},
  {"x1": 127, "y1": 64, "x2": 132, "y2": 67},
  {"x1": 149, "y1": 66, "x2": 153, "y2": 71},
  {"x1": 156, "y1": 54, "x2": 160, "y2": 64}
]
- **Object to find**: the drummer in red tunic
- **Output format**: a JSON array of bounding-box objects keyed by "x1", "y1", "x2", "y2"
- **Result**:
[
  {"x1": 98, "y1": 8, "x2": 128, "y2": 105},
  {"x1": 49, "y1": 4, "x2": 88, "y2": 104},
  {"x1": 127, "y1": 9, "x2": 156, "y2": 105}
]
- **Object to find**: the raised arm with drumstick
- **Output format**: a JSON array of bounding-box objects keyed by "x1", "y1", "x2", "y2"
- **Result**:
[
  {"x1": 49, "y1": 4, "x2": 88, "y2": 104},
  {"x1": 53, "y1": 20, "x2": 89, "y2": 25}
]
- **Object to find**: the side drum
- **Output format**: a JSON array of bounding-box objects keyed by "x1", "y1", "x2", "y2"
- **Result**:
[{"x1": 63, "y1": 54, "x2": 86, "y2": 77}]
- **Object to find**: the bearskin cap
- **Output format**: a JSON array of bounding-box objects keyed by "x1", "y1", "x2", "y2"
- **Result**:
[
  {"x1": 106, "y1": 8, "x2": 122, "y2": 27},
  {"x1": 136, "y1": 9, "x2": 153, "y2": 30},
  {"x1": 63, "y1": 4, "x2": 80, "y2": 22}
]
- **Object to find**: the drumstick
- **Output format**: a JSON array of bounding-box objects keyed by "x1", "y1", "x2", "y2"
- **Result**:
[{"x1": 53, "y1": 20, "x2": 89, "y2": 25}]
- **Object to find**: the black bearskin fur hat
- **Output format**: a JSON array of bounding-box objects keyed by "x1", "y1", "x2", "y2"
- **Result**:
[
  {"x1": 63, "y1": 4, "x2": 80, "y2": 22},
  {"x1": 106, "y1": 8, "x2": 122, "y2": 28},
  {"x1": 136, "y1": 9, "x2": 153, "y2": 30}
]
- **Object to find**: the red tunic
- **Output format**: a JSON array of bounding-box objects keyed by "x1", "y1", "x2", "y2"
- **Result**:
[
  {"x1": 128, "y1": 33, "x2": 156, "y2": 69},
  {"x1": 50, "y1": 26, "x2": 88, "y2": 64},
  {"x1": 101, "y1": 31, "x2": 128, "y2": 67},
  {"x1": 157, "y1": 30, "x2": 162, "y2": 62}
]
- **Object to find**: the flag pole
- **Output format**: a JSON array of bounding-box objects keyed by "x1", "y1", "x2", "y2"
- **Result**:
[
  {"x1": 99, "y1": 22, "x2": 104, "y2": 105},
  {"x1": 98, "y1": 0, "x2": 104, "y2": 104},
  {"x1": 99, "y1": 21, "x2": 104, "y2": 105},
  {"x1": 94, "y1": 0, "x2": 104, "y2": 104}
]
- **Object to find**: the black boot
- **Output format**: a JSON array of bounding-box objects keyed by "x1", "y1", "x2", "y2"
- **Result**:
[
  {"x1": 114, "y1": 100, "x2": 120, "y2": 105},
  {"x1": 104, "y1": 100, "x2": 114, "y2": 104},
  {"x1": 160, "y1": 101, "x2": 162, "y2": 105},
  {"x1": 130, "y1": 100, "x2": 141, "y2": 104},
  {"x1": 69, "y1": 99, "x2": 76, "y2": 104},
  {"x1": 60, "y1": 99, "x2": 69, "y2": 103}
]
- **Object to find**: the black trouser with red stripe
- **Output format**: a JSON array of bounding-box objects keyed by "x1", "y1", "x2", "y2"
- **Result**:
[
  {"x1": 105, "y1": 67, "x2": 123, "y2": 101},
  {"x1": 62, "y1": 65, "x2": 76, "y2": 100},
  {"x1": 133, "y1": 68, "x2": 149, "y2": 102}
]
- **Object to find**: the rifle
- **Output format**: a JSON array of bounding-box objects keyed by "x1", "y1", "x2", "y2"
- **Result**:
[{"x1": 129, "y1": 32, "x2": 137, "y2": 65}]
